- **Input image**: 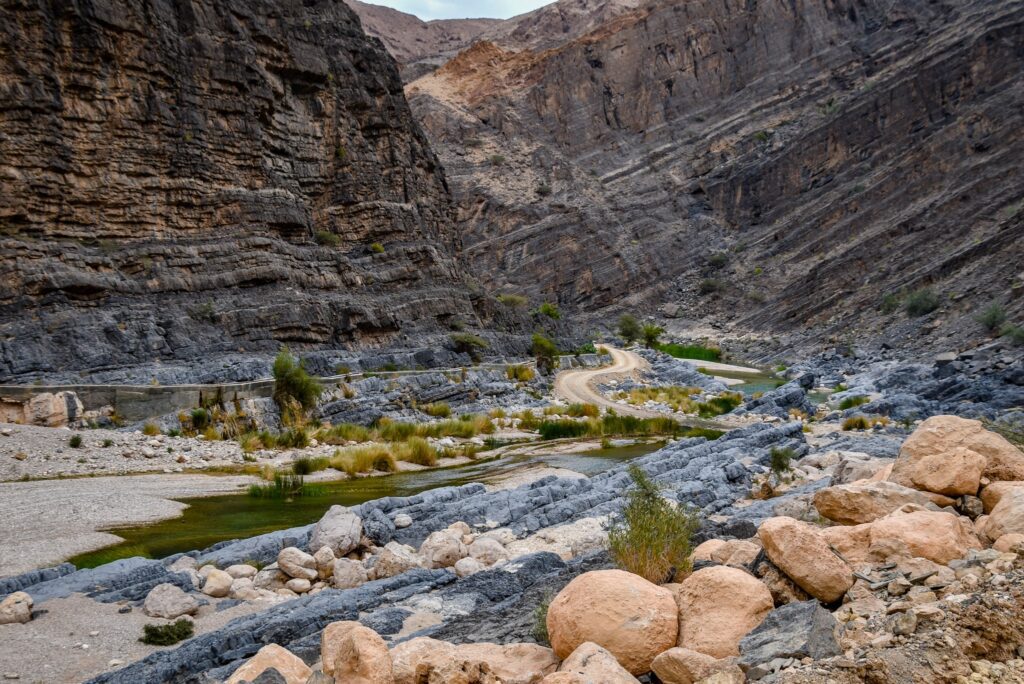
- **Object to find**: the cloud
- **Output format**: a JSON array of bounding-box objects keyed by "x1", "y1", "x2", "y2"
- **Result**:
[{"x1": 364, "y1": 0, "x2": 551, "y2": 20}]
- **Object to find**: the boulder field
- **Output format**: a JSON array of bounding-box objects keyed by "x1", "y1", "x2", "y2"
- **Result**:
[{"x1": 3, "y1": 415, "x2": 1024, "y2": 683}]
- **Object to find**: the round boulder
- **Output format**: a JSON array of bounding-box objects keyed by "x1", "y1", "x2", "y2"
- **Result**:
[
  {"x1": 310, "y1": 505, "x2": 363, "y2": 556},
  {"x1": 321, "y1": 620, "x2": 393, "y2": 682},
  {"x1": 278, "y1": 547, "x2": 318, "y2": 581},
  {"x1": 419, "y1": 530, "x2": 467, "y2": 569},
  {"x1": 673, "y1": 566, "x2": 773, "y2": 658},
  {"x1": 202, "y1": 568, "x2": 233, "y2": 598},
  {"x1": 758, "y1": 517, "x2": 854, "y2": 603},
  {"x1": 333, "y1": 558, "x2": 369, "y2": 589},
  {"x1": 546, "y1": 569, "x2": 678, "y2": 675},
  {"x1": 892, "y1": 415, "x2": 1024, "y2": 485},
  {"x1": 469, "y1": 537, "x2": 508, "y2": 566},
  {"x1": 143, "y1": 583, "x2": 199, "y2": 619},
  {"x1": 0, "y1": 591, "x2": 33, "y2": 625}
]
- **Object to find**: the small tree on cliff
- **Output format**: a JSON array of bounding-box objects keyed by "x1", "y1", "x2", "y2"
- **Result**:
[
  {"x1": 532, "y1": 332, "x2": 559, "y2": 375},
  {"x1": 618, "y1": 314, "x2": 642, "y2": 346},
  {"x1": 642, "y1": 324, "x2": 664, "y2": 349},
  {"x1": 273, "y1": 348, "x2": 322, "y2": 426}
]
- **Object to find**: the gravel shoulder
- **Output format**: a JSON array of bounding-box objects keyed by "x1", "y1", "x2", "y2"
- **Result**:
[{"x1": 0, "y1": 474, "x2": 255, "y2": 577}]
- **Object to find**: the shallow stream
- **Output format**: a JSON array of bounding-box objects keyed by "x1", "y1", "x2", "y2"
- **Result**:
[{"x1": 69, "y1": 441, "x2": 661, "y2": 568}]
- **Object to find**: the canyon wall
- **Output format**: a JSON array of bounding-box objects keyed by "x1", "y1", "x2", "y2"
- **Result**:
[{"x1": 0, "y1": 0, "x2": 475, "y2": 380}]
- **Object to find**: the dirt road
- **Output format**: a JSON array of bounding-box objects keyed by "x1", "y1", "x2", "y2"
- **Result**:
[{"x1": 553, "y1": 346, "x2": 730, "y2": 429}]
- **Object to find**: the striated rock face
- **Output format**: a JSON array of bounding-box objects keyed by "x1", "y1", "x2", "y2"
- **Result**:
[
  {"x1": 0, "y1": 0, "x2": 474, "y2": 381},
  {"x1": 405, "y1": 0, "x2": 1024, "y2": 350}
]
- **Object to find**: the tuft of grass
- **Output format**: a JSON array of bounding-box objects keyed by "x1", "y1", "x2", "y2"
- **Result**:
[
  {"x1": 140, "y1": 619, "x2": 194, "y2": 646},
  {"x1": 102, "y1": 439, "x2": 114, "y2": 448},
  {"x1": 880, "y1": 293, "x2": 901, "y2": 314},
  {"x1": 201, "y1": 425, "x2": 222, "y2": 441},
  {"x1": 370, "y1": 242, "x2": 385, "y2": 254},
  {"x1": 905, "y1": 288, "x2": 940, "y2": 317},
  {"x1": 276, "y1": 427, "x2": 310, "y2": 449},
  {"x1": 395, "y1": 436, "x2": 437, "y2": 466},
  {"x1": 450, "y1": 333, "x2": 489, "y2": 361},
  {"x1": 422, "y1": 402, "x2": 452, "y2": 418},
  {"x1": 842, "y1": 415, "x2": 887, "y2": 431},
  {"x1": 330, "y1": 445, "x2": 396, "y2": 476},
  {"x1": 538, "y1": 415, "x2": 719, "y2": 441},
  {"x1": 248, "y1": 473, "x2": 324, "y2": 499},
  {"x1": 607, "y1": 465, "x2": 700, "y2": 584},
  {"x1": 532, "y1": 332, "x2": 559, "y2": 375},
  {"x1": 142, "y1": 422, "x2": 161, "y2": 436},
  {"x1": 656, "y1": 343, "x2": 722, "y2": 362},
  {"x1": 698, "y1": 278, "x2": 723, "y2": 295},
  {"x1": 566, "y1": 403, "x2": 600, "y2": 418},
  {"x1": 496, "y1": 293, "x2": 528, "y2": 308},
  {"x1": 838, "y1": 395, "x2": 869, "y2": 410},
  {"x1": 695, "y1": 392, "x2": 743, "y2": 418},
  {"x1": 292, "y1": 456, "x2": 330, "y2": 475},
  {"x1": 708, "y1": 252, "x2": 728, "y2": 269},
  {"x1": 69, "y1": 435, "x2": 83, "y2": 449},
  {"x1": 977, "y1": 303, "x2": 1008, "y2": 333},
  {"x1": 273, "y1": 349, "x2": 323, "y2": 425},
  {"x1": 770, "y1": 447, "x2": 794, "y2": 484},
  {"x1": 1002, "y1": 324, "x2": 1024, "y2": 345},
  {"x1": 532, "y1": 594, "x2": 552, "y2": 645}
]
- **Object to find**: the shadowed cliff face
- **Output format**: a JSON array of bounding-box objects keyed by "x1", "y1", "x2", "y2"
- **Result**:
[
  {"x1": 407, "y1": 0, "x2": 1024, "y2": 352},
  {"x1": 0, "y1": 0, "x2": 475, "y2": 380}
]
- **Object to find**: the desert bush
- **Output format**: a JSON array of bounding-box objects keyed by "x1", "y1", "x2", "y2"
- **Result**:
[
  {"x1": 536, "y1": 183, "x2": 552, "y2": 197},
  {"x1": 506, "y1": 364, "x2": 535, "y2": 382},
  {"x1": 370, "y1": 242, "x2": 385, "y2": 253},
  {"x1": 102, "y1": 439, "x2": 114, "y2": 448},
  {"x1": 1002, "y1": 324, "x2": 1024, "y2": 345},
  {"x1": 838, "y1": 395, "x2": 869, "y2": 410},
  {"x1": 248, "y1": 473, "x2": 324, "y2": 499},
  {"x1": 140, "y1": 619, "x2": 194, "y2": 646},
  {"x1": 607, "y1": 465, "x2": 700, "y2": 583},
  {"x1": 395, "y1": 436, "x2": 437, "y2": 466},
  {"x1": 880, "y1": 293, "x2": 901, "y2": 314},
  {"x1": 532, "y1": 595, "x2": 552, "y2": 645},
  {"x1": 272, "y1": 349, "x2": 323, "y2": 424},
  {"x1": 190, "y1": 408, "x2": 211, "y2": 431},
  {"x1": 315, "y1": 230, "x2": 340, "y2": 247},
  {"x1": 538, "y1": 420, "x2": 592, "y2": 440},
  {"x1": 842, "y1": 415, "x2": 870, "y2": 431},
  {"x1": 330, "y1": 445, "x2": 396, "y2": 476},
  {"x1": 698, "y1": 278, "x2": 723, "y2": 295},
  {"x1": 422, "y1": 402, "x2": 452, "y2": 418},
  {"x1": 708, "y1": 252, "x2": 728, "y2": 269},
  {"x1": 769, "y1": 447, "x2": 793, "y2": 483},
  {"x1": 317, "y1": 423, "x2": 371, "y2": 444},
  {"x1": 977, "y1": 303, "x2": 1008, "y2": 333},
  {"x1": 642, "y1": 324, "x2": 664, "y2": 349},
  {"x1": 489, "y1": 154, "x2": 506, "y2": 166},
  {"x1": 531, "y1": 333, "x2": 559, "y2": 375},
  {"x1": 537, "y1": 302, "x2": 561, "y2": 319},
  {"x1": 142, "y1": 422, "x2": 161, "y2": 436},
  {"x1": 904, "y1": 288, "x2": 940, "y2": 316},
  {"x1": 695, "y1": 392, "x2": 743, "y2": 418},
  {"x1": 276, "y1": 427, "x2": 309, "y2": 449},
  {"x1": 566, "y1": 403, "x2": 600, "y2": 418},
  {"x1": 617, "y1": 314, "x2": 642, "y2": 345},
  {"x1": 450, "y1": 333, "x2": 489, "y2": 361},
  {"x1": 69, "y1": 435, "x2": 83, "y2": 448},
  {"x1": 656, "y1": 343, "x2": 721, "y2": 362}
]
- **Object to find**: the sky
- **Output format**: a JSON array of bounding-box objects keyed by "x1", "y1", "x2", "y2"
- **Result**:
[{"x1": 366, "y1": 0, "x2": 551, "y2": 20}]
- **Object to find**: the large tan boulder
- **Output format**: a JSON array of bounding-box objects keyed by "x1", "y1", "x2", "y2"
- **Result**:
[
  {"x1": 0, "y1": 591, "x2": 33, "y2": 625},
  {"x1": 673, "y1": 566, "x2": 772, "y2": 658},
  {"x1": 390, "y1": 637, "x2": 556, "y2": 684},
  {"x1": 984, "y1": 488, "x2": 1024, "y2": 541},
  {"x1": 143, "y1": 583, "x2": 199, "y2": 619},
  {"x1": 226, "y1": 644, "x2": 312, "y2": 684},
  {"x1": 277, "y1": 547, "x2": 318, "y2": 581},
  {"x1": 758, "y1": 517, "x2": 854, "y2": 603},
  {"x1": 546, "y1": 569, "x2": 678, "y2": 675},
  {"x1": 321, "y1": 621, "x2": 392, "y2": 683},
  {"x1": 419, "y1": 530, "x2": 468, "y2": 569},
  {"x1": 889, "y1": 444, "x2": 986, "y2": 497},
  {"x1": 892, "y1": 415, "x2": 1024, "y2": 486},
  {"x1": 651, "y1": 647, "x2": 744, "y2": 684},
  {"x1": 868, "y1": 509, "x2": 982, "y2": 563},
  {"x1": 813, "y1": 480, "x2": 941, "y2": 525},
  {"x1": 823, "y1": 507, "x2": 982, "y2": 564},
  {"x1": 994, "y1": 533, "x2": 1024, "y2": 553},
  {"x1": 310, "y1": 505, "x2": 363, "y2": 556},
  {"x1": 691, "y1": 539, "x2": 760, "y2": 567},
  {"x1": 374, "y1": 542, "x2": 423, "y2": 578},
  {"x1": 555, "y1": 642, "x2": 639, "y2": 684},
  {"x1": 980, "y1": 482, "x2": 1024, "y2": 513},
  {"x1": 333, "y1": 558, "x2": 369, "y2": 589},
  {"x1": 202, "y1": 568, "x2": 233, "y2": 598}
]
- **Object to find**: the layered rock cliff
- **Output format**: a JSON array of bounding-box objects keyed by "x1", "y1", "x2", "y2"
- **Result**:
[
  {"x1": 0, "y1": 0, "x2": 475, "y2": 380},
  {"x1": 406, "y1": 0, "x2": 1024, "y2": 353}
]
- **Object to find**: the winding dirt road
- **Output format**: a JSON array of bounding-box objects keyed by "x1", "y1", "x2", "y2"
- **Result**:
[{"x1": 554, "y1": 346, "x2": 730, "y2": 429}]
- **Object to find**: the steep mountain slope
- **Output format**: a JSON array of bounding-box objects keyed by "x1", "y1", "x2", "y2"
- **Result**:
[
  {"x1": 347, "y1": 0, "x2": 501, "y2": 79},
  {"x1": 407, "y1": 0, "x2": 1024, "y2": 353},
  {"x1": 0, "y1": 0, "x2": 479, "y2": 381}
]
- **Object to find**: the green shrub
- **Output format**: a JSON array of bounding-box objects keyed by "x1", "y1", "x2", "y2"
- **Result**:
[
  {"x1": 396, "y1": 436, "x2": 437, "y2": 466},
  {"x1": 536, "y1": 183, "x2": 552, "y2": 197},
  {"x1": 142, "y1": 422, "x2": 161, "y2": 436},
  {"x1": 450, "y1": 333, "x2": 489, "y2": 361},
  {"x1": 642, "y1": 324, "x2": 664, "y2": 349},
  {"x1": 698, "y1": 278, "x2": 722, "y2": 295},
  {"x1": 140, "y1": 619, "x2": 194, "y2": 646},
  {"x1": 708, "y1": 252, "x2": 728, "y2": 269},
  {"x1": 617, "y1": 314, "x2": 642, "y2": 345},
  {"x1": 315, "y1": 230, "x2": 340, "y2": 247},
  {"x1": 102, "y1": 439, "x2": 114, "y2": 448},
  {"x1": 190, "y1": 408, "x2": 211, "y2": 431},
  {"x1": 68, "y1": 435, "x2": 83, "y2": 449},
  {"x1": 905, "y1": 288, "x2": 940, "y2": 317},
  {"x1": 656, "y1": 343, "x2": 722, "y2": 362},
  {"x1": 292, "y1": 456, "x2": 330, "y2": 475},
  {"x1": 422, "y1": 402, "x2": 452, "y2": 418},
  {"x1": 537, "y1": 302, "x2": 561, "y2": 319},
  {"x1": 769, "y1": 447, "x2": 793, "y2": 483},
  {"x1": 531, "y1": 332, "x2": 559, "y2": 375},
  {"x1": 1002, "y1": 324, "x2": 1024, "y2": 345},
  {"x1": 880, "y1": 293, "x2": 901, "y2": 314},
  {"x1": 370, "y1": 242, "x2": 385, "y2": 254},
  {"x1": 489, "y1": 154, "x2": 506, "y2": 166},
  {"x1": 248, "y1": 473, "x2": 325, "y2": 499},
  {"x1": 272, "y1": 349, "x2": 323, "y2": 423},
  {"x1": 566, "y1": 403, "x2": 599, "y2": 418},
  {"x1": 977, "y1": 303, "x2": 1008, "y2": 333},
  {"x1": 330, "y1": 445, "x2": 396, "y2": 476},
  {"x1": 607, "y1": 465, "x2": 700, "y2": 583},
  {"x1": 538, "y1": 420, "x2": 591, "y2": 440},
  {"x1": 838, "y1": 395, "x2": 869, "y2": 410},
  {"x1": 276, "y1": 427, "x2": 310, "y2": 449},
  {"x1": 496, "y1": 293, "x2": 528, "y2": 308}
]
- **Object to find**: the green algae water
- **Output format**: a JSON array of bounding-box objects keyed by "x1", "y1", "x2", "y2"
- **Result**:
[{"x1": 68, "y1": 441, "x2": 661, "y2": 569}]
